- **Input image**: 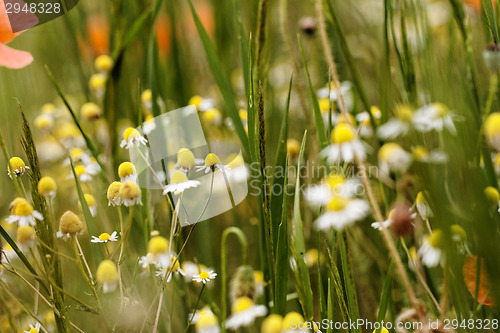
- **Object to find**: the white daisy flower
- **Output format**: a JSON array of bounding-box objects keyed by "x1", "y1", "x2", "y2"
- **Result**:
[
  {"x1": 193, "y1": 270, "x2": 217, "y2": 284},
  {"x1": 6, "y1": 199, "x2": 44, "y2": 227},
  {"x1": 191, "y1": 307, "x2": 220, "y2": 333},
  {"x1": 120, "y1": 127, "x2": 148, "y2": 149},
  {"x1": 305, "y1": 174, "x2": 361, "y2": 207},
  {"x1": 412, "y1": 103, "x2": 457, "y2": 134},
  {"x1": 356, "y1": 106, "x2": 382, "y2": 138},
  {"x1": 91, "y1": 231, "x2": 119, "y2": 243},
  {"x1": 83, "y1": 194, "x2": 98, "y2": 217},
  {"x1": 63, "y1": 148, "x2": 91, "y2": 166},
  {"x1": 411, "y1": 146, "x2": 447, "y2": 163},
  {"x1": 120, "y1": 181, "x2": 142, "y2": 207},
  {"x1": 196, "y1": 153, "x2": 228, "y2": 173},
  {"x1": 376, "y1": 105, "x2": 413, "y2": 139},
  {"x1": 70, "y1": 165, "x2": 94, "y2": 183},
  {"x1": 118, "y1": 162, "x2": 138, "y2": 183},
  {"x1": 225, "y1": 296, "x2": 267, "y2": 330},
  {"x1": 155, "y1": 255, "x2": 186, "y2": 282},
  {"x1": 321, "y1": 123, "x2": 366, "y2": 163},
  {"x1": 418, "y1": 230, "x2": 443, "y2": 267},
  {"x1": 314, "y1": 196, "x2": 370, "y2": 230},
  {"x1": 317, "y1": 81, "x2": 354, "y2": 112},
  {"x1": 24, "y1": 322, "x2": 41, "y2": 333},
  {"x1": 378, "y1": 143, "x2": 413, "y2": 174},
  {"x1": 163, "y1": 171, "x2": 201, "y2": 195},
  {"x1": 107, "y1": 182, "x2": 122, "y2": 206}
]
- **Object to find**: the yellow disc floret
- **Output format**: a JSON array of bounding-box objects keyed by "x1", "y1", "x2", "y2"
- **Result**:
[
  {"x1": 205, "y1": 153, "x2": 221, "y2": 168},
  {"x1": 485, "y1": 113, "x2": 500, "y2": 138},
  {"x1": 261, "y1": 314, "x2": 283, "y2": 333},
  {"x1": 80, "y1": 102, "x2": 102, "y2": 121},
  {"x1": 118, "y1": 162, "x2": 136, "y2": 178},
  {"x1": 107, "y1": 181, "x2": 121, "y2": 200},
  {"x1": 326, "y1": 196, "x2": 348, "y2": 211},
  {"x1": 17, "y1": 225, "x2": 35, "y2": 244},
  {"x1": 96, "y1": 260, "x2": 119, "y2": 284},
  {"x1": 332, "y1": 123, "x2": 356, "y2": 144},
  {"x1": 148, "y1": 236, "x2": 169, "y2": 254},
  {"x1": 231, "y1": 296, "x2": 254, "y2": 314},
  {"x1": 94, "y1": 55, "x2": 114, "y2": 73},
  {"x1": 84, "y1": 194, "x2": 96, "y2": 207},
  {"x1": 99, "y1": 233, "x2": 111, "y2": 241},
  {"x1": 123, "y1": 127, "x2": 140, "y2": 141},
  {"x1": 13, "y1": 201, "x2": 34, "y2": 217},
  {"x1": 38, "y1": 176, "x2": 57, "y2": 197},
  {"x1": 485, "y1": 186, "x2": 500, "y2": 205},
  {"x1": 177, "y1": 150, "x2": 195, "y2": 170},
  {"x1": 170, "y1": 171, "x2": 188, "y2": 184},
  {"x1": 282, "y1": 312, "x2": 305, "y2": 330},
  {"x1": 429, "y1": 229, "x2": 444, "y2": 248}
]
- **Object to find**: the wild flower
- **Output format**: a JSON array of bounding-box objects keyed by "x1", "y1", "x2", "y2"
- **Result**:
[
  {"x1": 415, "y1": 191, "x2": 432, "y2": 219},
  {"x1": 191, "y1": 307, "x2": 220, "y2": 333},
  {"x1": 80, "y1": 102, "x2": 102, "y2": 121},
  {"x1": 38, "y1": 176, "x2": 57, "y2": 199},
  {"x1": 163, "y1": 171, "x2": 200, "y2": 195},
  {"x1": 224, "y1": 296, "x2": 267, "y2": 330},
  {"x1": 193, "y1": 270, "x2": 217, "y2": 284},
  {"x1": 321, "y1": 123, "x2": 366, "y2": 163},
  {"x1": 8, "y1": 157, "x2": 29, "y2": 178},
  {"x1": 107, "y1": 181, "x2": 122, "y2": 206},
  {"x1": 91, "y1": 231, "x2": 118, "y2": 243},
  {"x1": 120, "y1": 127, "x2": 148, "y2": 149},
  {"x1": 34, "y1": 114, "x2": 54, "y2": 134},
  {"x1": 23, "y1": 323, "x2": 41, "y2": 333},
  {"x1": 261, "y1": 314, "x2": 283, "y2": 333},
  {"x1": 57, "y1": 211, "x2": 83, "y2": 239},
  {"x1": 411, "y1": 146, "x2": 447, "y2": 163},
  {"x1": 83, "y1": 194, "x2": 98, "y2": 216},
  {"x1": 378, "y1": 142, "x2": 413, "y2": 174},
  {"x1": 118, "y1": 162, "x2": 138, "y2": 183},
  {"x1": 96, "y1": 260, "x2": 119, "y2": 293},
  {"x1": 196, "y1": 153, "x2": 227, "y2": 173},
  {"x1": 314, "y1": 196, "x2": 370, "y2": 230},
  {"x1": 119, "y1": 180, "x2": 142, "y2": 206},
  {"x1": 412, "y1": 103, "x2": 457, "y2": 134},
  {"x1": 7, "y1": 198, "x2": 43, "y2": 227},
  {"x1": 485, "y1": 186, "x2": 500, "y2": 212},
  {"x1": 16, "y1": 225, "x2": 36, "y2": 251},
  {"x1": 377, "y1": 105, "x2": 413, "y2": 139},
  {"x1": 94, "y1": 54, "x2": 114, "y2": 75},
  {"x1": 176, "y1": 148, "x2": 196, "y2": 172}
]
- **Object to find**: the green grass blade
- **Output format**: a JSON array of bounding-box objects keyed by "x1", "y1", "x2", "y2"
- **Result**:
[
  {"x1": 233, "y1": 0, "x2": 249, "y2": 99},
  {"x1": 375, "y1": 262, "x2": 394, "y2": 333},
  {"x1": 290, "y1": 131, "x2": 314, "y2": 320},
  {"x1": 327, "y1": 277, "x2": 334, "y2": 333},
  {"x1": 187, "y1": 0, "x2": 250, "y2": 159},
  {"x1": 112, "y1": 10, "x2": 152, "y2": 60},
  {"x1": 69, "y1": 157, "x2": 103, "y2": 267},
  {"x1": 247, "y1": 35, "x2": 257, "y2": 162},
  {"x1": 274, "y1": 157, "x2": 289, "y2": 316},
  {"x1": 338, "y1": 233, "x2": 361, "y2": 333},
  {"x1": 481, "y1": 0, "x2": 499, "y2": 44},
  {"x1": 45, "y1": 66, "x2": 109, "y2": 183}
]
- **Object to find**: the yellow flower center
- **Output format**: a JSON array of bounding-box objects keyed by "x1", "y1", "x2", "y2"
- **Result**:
[
  {"x1": 326, "y1": 196, "x2": 348, "y2": 211},
  {"x1": 199, "y1": 271, "x2": 210, "y2": 280},
  {"x1": 142, "y1": 89, "x2": 152, "y2": 103},
  {"x1": 171, "y1": 171, "x2": 188, "y2": 184},
  {"x1": 282, "y1": 312, "x2": 305, "y2": 330},
  {"x1": 123, "y1": 127, "x2": 140, "y2": 141},
  {"x1": 75, "y1": 165, "x2": 86, "y2": 176},
  {"x1": 95, "y1": 55, "x2": 114, "y2": 72},
  {"x1": 450, "y1": 224, "x2": 467, "y2": 241},
  {"x1": 35, "y1": 114, "x2": 53, "y2": 130},
  {"x1": 286, "y1": 139, "x2": 301, "y2": 156},
  {"x1": 262, "y1": 314, "x2": 283, "y2": 333},
  {"x1": 89, "y1": 73, "x2": 106, "y2": 91},
  {"x1": 99, "y1": 233, "x2": 111, "y2": 241},
  {"x1": 96, "y1": 260, "x2": 119, "y2": 283},
  {"x1": 378, "y1": 143, "x2": 403, "y2": 162},
  {"x1": 107, "y1": 181, "x2": 122, "y2": 199},
  {"x1": 485, "y1": 113, "x2": 500, "y2": 137},
  {"x1": 14, "y1": 201, "x2": 34, "y2": 216},
  {"x1": 232, "y1": 296, "x2": 254, "y2": 313},
  {"x1": 205, "y1": 153, "x2": 221, "y2": 168},
  {"x1": 412, "y1": 145, "x2": 428, "y2": 159},
  {"x1": 203, "y1": 109, "x2": 221, "y2": 123},
  {"x1": 119, "y1": 181, "x2": 141, "y2": 199},
  {"x1": 84, "y1": 194, "x2": 96, "y2": 206},
  {"x1": 9, "y1": 157, "x2": 26, "y2": 172},
  {"x1": 239, "y1": 109, "x2": 248, "y2": 120},
  {"x1": 81, "y1": 102, "x2": 101, "y2": 120},
  {"x1": 396, "y1": 105, "x2": 413, "y2": 121},
  {"x1": 195, "y1": 310, "x2": 218, "y2": 329},
  {"x1": 325, "y1": 174, "x2": 345, "y2": 188},
  {"x1": 118, "y1": 162, "x2": 136, "y2": 177},
  {"x1": 38, "y1": 177, "x2": 57, "y2": 197},
  {"x1": 429, "y1": 229, "x2": 444, "y2": 248},
  {"x1": 433, "y1": 103, "x2": 448, "y2": 117},
  {"x1": 148, "y1": 236, "x2": 169, "y2": 254},
  {"x1": 170, "y1": 256, "x2": 180, "y2": 270},
  {"x1": 30, "y1": 328, "x2": 38, "y2": 333},
  {"x1": 416, "y1": 191, "x2": 427, "y2": 205},
  {"x1": 319, "y1": 98, "x2": 331, "y2": 113},
  {"x1": 332, "y1": 123, "x2": 356, "y2": 144},
  {"x1": 177, "y1": 150, "x2": 195, "y2": 169},
  {"x1": 17, "y1": 225, "x2": 35, "y2": 243}
]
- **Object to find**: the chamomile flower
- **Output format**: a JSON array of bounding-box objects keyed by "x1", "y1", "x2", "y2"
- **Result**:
[
  {"x1": 484, "y1": 112, "x2": 500, "y2": 151},
  {"x1": 91, "y1": 231, "x2": 118, "y2": 243},
  {"x1": 191, "y1": 307, "x2": 220, "y2": 333},
  {"x1": 176, "y1": 148, "x2": 196, "y2": 172},
  {"x1": 261, "y1": 314, "x2": 283, "y2": 333},
  {"x1": 287, "y1": 139, "x2": 301, "y2": 160},
  {"x1": 83, "y1": 194, "x2": 98, "y2": 217},
  {"x1": 8, "y1": 157, "x2": 29, "y2": 178},
  {"x1": 17, "y1": 225, "x2": 36, "y2": 251},
  {"x1": 143, "y1": 114, "x2": 156, "y2": 135},
  {"x1": 163, "y1": 171, "x2": 200, "y2": 195},
  {"x1": 412, "y1": 103, "x2": 456, "y2": 134},
  {"x1": 418, "y1": 230, "x2": 444, "y2": 267},
  {"x1": 411, "y1": 145, "x2": 447, "y2": 163},
  {"x1": 63, "y1": 148, "x2": 91, "y2": 166},
  {"x1": 34, "y1": 113, "x2": 54, "y2": 134},
  {"x1": 141, "y1": 89, "x2": 153, "y2": 111},
  {"x1": 196, "y1": 153, "x2": 227, "y2": 173},
  {"x1": 118, "y1": 162, "x2": 138, "y2": 183},
  {"x1": 484, "y1": 186, "x2": 500, "y2": 211},
  {"x1": 378, "y1": 143, "x2": 412, "y2": 174},
  {"x1": 80, "y1": 102, "x2": 102, "y2": 121},
  {"x1": 314, "y1": 196, "x2": 370, "y2": 230},
  {"x1": 148, "y1": 235, "x2": 171, "y2": 267},
  {"x1": 24, "y1": 322, "x2": 41, "y2": 333},
  {"x1": 189, "y1": 95, "x2": 215, "y2": 111},
  {"x1": 120, "y1": 127, "x2": 148, "y2": 149},
  {"x1": 201, "y1": 108, "x2": 223, "y2": 126},
  {"x1": 282, "y1": 312, "x2": 307, "y2": 333},
  {"x1": 316, "y1": 81, "x2": 354, "y2": 112},
  {"x1": 37, "y1": 176, "x2": 57, "y2": 200},
  {"x1": 226, "y1": 154, "x2": 248, "y2": 182},
  {"x1": 415, "y1": 191, "x2": 432, "y2": 219},
  {"x1": 56, "y1": 122, "x2": 85, "y2": 148},
  {"x1": 356, "y1": 106, "x2": 382, "y2": 137},
  {"x1": 193, "y1": 270, "x2": 217, "y2": 284},
  {"x1": 377, "y1": 105, "x2": 413, "y2": 139},
  {"x1": 57, "y1": 211, "x2": 83, "y2": 239},
  {"x1": 225, "y1": 296, "x2": 267, "y2": 330},
  {"x1": 72, "y1": 165, "x2": 94, "y2": 183},
  {"x1": 138, "y1": 253, "x2": 158, "y2": 269},
  {"x1": 119, "y1": 180, "x2": 142, "y2": 206},
  {"x1": 96, "y1": 260, "x2": 119, "y2": 293},
  {"x1": 94, "y1": 54, "x2": 114, "y2": 75},
  {"x1": 107, "y1": 181, "x2": 122, "y2": 206},
  {"x1": 155, "y1": 255, "x2": 186, "y2": 282},
  {"x1": 89, "y1": 73, "x2": 107, "y2": 99},
  {"x1": 304, "y1": 174, "x2": 360, "y2": 206},
  {"x1": 321, "y1": 123, "x2": 366, "y2": 163},
  {"x1": 6, "y1": 199, "x2": 43, "y2": 227}
]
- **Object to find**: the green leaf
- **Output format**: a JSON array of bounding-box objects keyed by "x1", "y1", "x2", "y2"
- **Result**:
[
  {"x1": 290, "y1": 131, "x2": 314, "y2": 320},
  {"x1": 375, "y1": 262, "x2": 394, "y2": 333},
  {"x1": 481, "y1": 0, "x2": 500, "y2": 44},
  {"x1": 274, "y1": 157, "x2": 289, "y2": 316},
  {"x1": 187, "y1": 0, "x2": 250, "y2": 159},
  {"x1": 69, "y1": 157, "x2": 103, "y2": 267},
  {"x1": 339, "y1": 233, "x2": 360, "y2": 333}
]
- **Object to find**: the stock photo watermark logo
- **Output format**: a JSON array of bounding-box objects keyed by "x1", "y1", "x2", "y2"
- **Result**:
[
  {"x1": 127, "y1": 105, "x2": 248, "y2": 227},
  {"x1": 3, "y1": 0, "x2": 78, "y2": 32}
]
